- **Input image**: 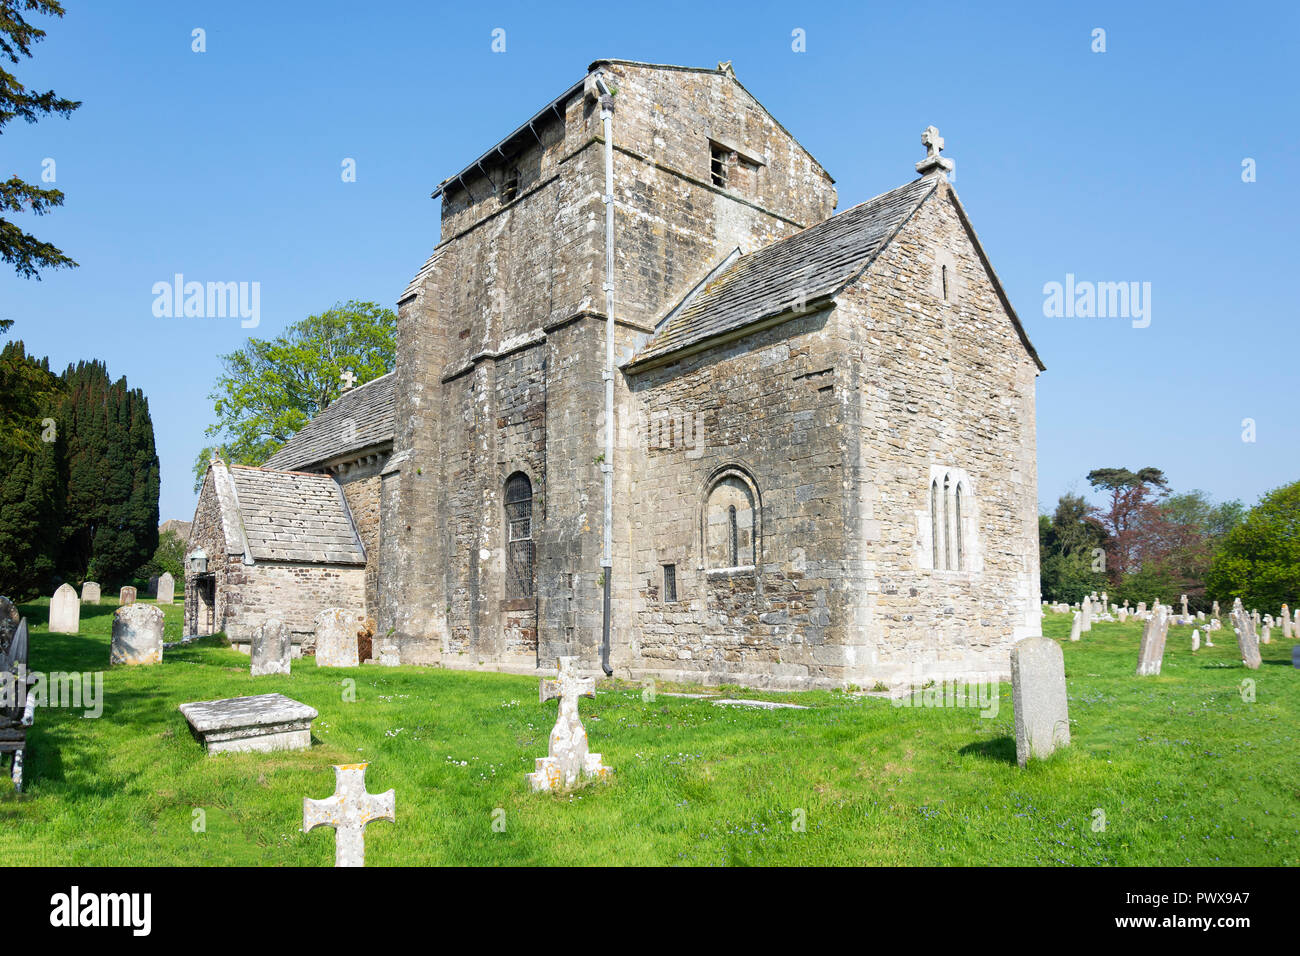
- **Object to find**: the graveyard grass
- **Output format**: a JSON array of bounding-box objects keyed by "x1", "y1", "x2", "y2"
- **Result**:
[{"x1": 2, "y1": 600, "x2": 1296, "y2": 866}]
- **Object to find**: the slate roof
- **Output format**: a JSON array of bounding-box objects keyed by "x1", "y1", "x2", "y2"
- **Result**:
[
  {"x1": 262, "y1": 373, "x2": 396, "y2": 471},
  {"x1": 627, "y1": 177, "x2": 938, "y2": 368},
  {"x1": 226, "y1": 466, "x2": 366, "y2": 565}
]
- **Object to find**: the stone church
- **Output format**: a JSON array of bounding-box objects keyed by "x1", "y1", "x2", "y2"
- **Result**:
[{"x1": 187, "y1": 58, "x2": 1044, "y2": 688}]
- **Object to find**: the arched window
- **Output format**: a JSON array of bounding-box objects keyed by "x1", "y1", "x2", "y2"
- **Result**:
[
  {"x1": 943, "y1": 474, "x2": 952, "y2": 570},
  {"x1": 704, "y1": 470, "x2": 758, "y2": 569},
  {"x1": 930, "y1": 479, "x2": 941, "y2": 569},
  {"x1": 930, "y1": 469, "x2": 975, "y2": 572},
  {"x1": 955, "y1": 484, "x2": 964, "y2": 570},
  {"x1": 505, "y1": 472, "x2": 534, "y2": 598}
]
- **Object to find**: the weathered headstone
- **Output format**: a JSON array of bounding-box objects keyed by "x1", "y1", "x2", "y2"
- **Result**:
[
  {"x1": 1136, "y1": 606, "x2": 1170, "y2": 676},
  {"x1": 1010, "y1": 637, "x2": 1070, "y2": 767},
  {"x1": 303, "y1": 763, "x2": 394, "y2": 867},
  {"x1": 1212, "y1": 600, "x2": 1220, "y2": 618},
  {"x1": 1293, "y1": 646, "x2": 1300, "y2": 669},
  {"x1": 1191, "y1": 628, "x2": 1200, "y2": 652},
  {"x1": 1181, "y1": 594, "x2": 1189, "y2": 620},
  {"x1": 1282, "y1": 605, "x2": 1292, "y2": 640},
  {"x1": 0, "y1": 596, "x2": 18, "y2": 655},
  {"x1": 81, "y1": 582, "x2": 100, "y2": 605},
  {"x1": 1080, "y1": 597, "x2": 1093, "y2": 632},
  {"x1": 155, "y1": 572, "x2": 175, "y2": 605},
  {"x1": 313, "y1": 607, "x2": 366, "y2": 668},
  {"x1": 1068, "y1": 610, "x2": 1081, "y2": 642},
  {"x1": 1118, "y1": 606, "x2": 1128, "y2": 623},
  {"x1": 1230, "y1": 599, "x2": 1262, "y2": 670},
  {"x1": 527, "y1": 656, "x2": 613, "y2": 791},
  {"x1": 179, "y1": 693, "x2": 317, "y2": 754},
  {"x1": 1261, "y1": 623, "x2": 1272, "y2": 645},
  {"x1": 250, "y1": 618, "x2": 291, "y2": 676},
  {"x1": 110, "y1": 603, "x2": 164, "y2": 665},
  {"x1": 119, "y1": 586, "x2": 137, "y2": 606},
  {"x1": 48, "y1": 583, "x2": 80, "y2": 634}
]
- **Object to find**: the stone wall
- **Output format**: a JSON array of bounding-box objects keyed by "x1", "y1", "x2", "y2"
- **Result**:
[
  {"x1": 339, "y1": 473, "x2": 381, "y2": 613},
  {"x1": 616, "y1": 308, "x2": 849, "y2": 688},
  {"x1": 221, "y1": 560, "x2": 365, "y2": 651},
  {"x1": 379, "y1": 62, "x2": 842, "y2": 671},
  {"x1": 836, "y1": 181, "x2": 1042, "y2": 684},
  {"x1": 184, "y1": 468, "x2": 230, "y2": 637}
]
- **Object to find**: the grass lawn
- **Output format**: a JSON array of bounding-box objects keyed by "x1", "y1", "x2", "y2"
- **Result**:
[{"x1": 2, "y1": 598, "x2": 1296, "y2": 866}]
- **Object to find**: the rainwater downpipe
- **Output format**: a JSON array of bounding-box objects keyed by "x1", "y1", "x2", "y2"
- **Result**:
[{"x1": 596, "y1": 74, "x2": 615, "y2": 676}]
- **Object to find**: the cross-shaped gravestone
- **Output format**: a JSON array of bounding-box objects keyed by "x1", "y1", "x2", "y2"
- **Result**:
[
  {"x1": 303, "y1": 763, "x2": 394, "y2": 867},
  {"x1": 339, "y1": 368, "x2": 357, "y2": 390},
  {"x1": 526, "y1": 656, "x2": 612, "y2": 792}
]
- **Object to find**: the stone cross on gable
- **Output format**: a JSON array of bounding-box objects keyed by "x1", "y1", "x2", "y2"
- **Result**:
[
  {"x1": 527, "y1": 656, "x2": 612, "y2": 792},
  {"x1": 339, "y1": 368, "x2": 358, "y2": 390},
  {"x1": 303, "y1": 763, "x2": 394, "y2": 867},
  {"x1": 916, "y1": 125, "x2": 954, "y2": 178}
]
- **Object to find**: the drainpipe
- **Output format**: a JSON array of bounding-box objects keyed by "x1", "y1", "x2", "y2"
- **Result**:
[{"x1": 595, "y1": 73, "x2": 615, "y2": 676}]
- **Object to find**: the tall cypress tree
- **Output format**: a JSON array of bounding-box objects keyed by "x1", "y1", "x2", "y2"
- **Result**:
[
  {"x1": 57, "y1": 360, "x2": 159, "y2": 583},
  {"x1": 0, "y1": 341, "x2": 64, "y2": 598}
]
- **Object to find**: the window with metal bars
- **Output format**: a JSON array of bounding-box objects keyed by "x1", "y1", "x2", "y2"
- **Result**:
[
  {"x1": 505, "y1": 472, "x2": 534, "y2": 599},
  {"x1": 662, "y1": 564, "x2": 677, "y2": 603}
]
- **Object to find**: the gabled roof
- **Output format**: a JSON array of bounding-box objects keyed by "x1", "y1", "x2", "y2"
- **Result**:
[
  {"x1": 223, "y1": 466, "x2": 365, "y2": 566},
  {"x1": 262, "y1": 373, "x2": 396, "y2": 471},
  {"x1": 625, "y1": 176, "x2": 1045, "y2": 372},
  {"x1": 627, "y1": 178, "x2": 937, "y2": 369}
]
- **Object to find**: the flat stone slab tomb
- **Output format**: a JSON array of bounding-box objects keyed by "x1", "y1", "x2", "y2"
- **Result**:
[
  {"x1": 179, "y1": 693, "x2": 318, "y2": 755},
  {"x1": 711, "y1": 698, "x2": 808, "y2": 710}
]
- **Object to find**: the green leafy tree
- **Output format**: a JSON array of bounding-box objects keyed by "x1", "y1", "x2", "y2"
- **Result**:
[
  {"x1": 195, "y1": 300, "x2": 397, "y2": 489},
  {"x1": 58, "y1": 360, "x2": 159, "y2": 583},
  {"x1": 1086, "y1": 466, "x2": 1168, "y2": 584},
  {"x1": 137, "y1": 528, "x2": 186, "y2": 581},
  {"x1": 1206, "y1": 480, "x2": 1300, "y2": 611},
  {"x1": 1, "y1": 1, "x2": 80, "y2": 279},
  {"x1": 0, "y1": 338, "x2": 64, "y2": 597},
  {"x1": 1039, "y1": 493, "x2": 1108, "y2": 603}
]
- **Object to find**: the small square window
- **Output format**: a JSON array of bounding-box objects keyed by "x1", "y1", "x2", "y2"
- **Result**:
[
  {"x1": 501, "y1": 167, "x2": 520, "y2": 203},
  {"x1": 710, "y1": 145, "x2": 729, "y2": 188},
  {"x1": 662, "y1": 564, "x2": 677, "y2": 603}
]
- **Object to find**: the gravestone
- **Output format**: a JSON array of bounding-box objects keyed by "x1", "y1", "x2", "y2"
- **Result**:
[
  {"x1": 1068, "y1": 610, "x2": 1081, "y2": 642},
  {"x1": 1282, "y1": 605, "x2": 1292, "y2": 640},
  {"x1": 1118, "y1": 607, "x2": 1128, "y2": 623},
  {"x1": 119, "y1": 586, "x2": 137, "y2": 606},
  {"x1": 1261, "y1": 623, "x2": 1271, "y2": 645},
  {"x1": 303, "y1": 763, "x2": 394, "y2": 867},
  {"x1": 179, "y1": 693, "x2": 317, "y2": 754},
  {"x1": 0, "y1": 596, "x2": 18, "y2": 655},
  {"x1": 313, "y1": 607, "x2": 366, "y2": 668},
  {"x1": 48, "y1": 583, "x2": 80, "y2": 634},
  {"x1": 148, "y1": 575, "x2": 159, "y2": 596},
  {"x1": 1191, "y1": 628, "x2": 1200, "y2": 652},
  {"x1": 250, "y1": 618, "x2": 291, "y2": 676},
  {"x1": 1136, "y1": 606, "x2": 1170, "y2": 676},
  {"x1": 1181, "y1": 594, "x2": 1189, "y2": 620},
  {"x1": 1230, "y1": 599, "x2": 1262, "y2": 670},
  {"x1": 1080, "y1": 597, "x2": 1092, "y2": 632},
  {"x1": 155, "y1": 572, "x2": 175, "y2": 605},
  {"x1": 1212, "y1": 600, "x2": 1220, "y2": 618},
  {"x1": 1293, "y1": 646, "x2": 1300, "y2": 669},
  {"x1": 526, "y1": 656, "x2": 613, "y2": 791},
  {"x1": 81, "y1": 582, "x2": 101, "y2": 605},
  {"x1": 110, "y1": 603, "x2": 164, "y2": 665},
  {"x1": 1010, "y1": 637, "x2": 1070, "y2": 767}
]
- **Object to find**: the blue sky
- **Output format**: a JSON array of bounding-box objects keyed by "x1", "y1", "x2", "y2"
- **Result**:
[{"x1": 3, "y1": 0, "x2": 1297, "y2": 522}]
